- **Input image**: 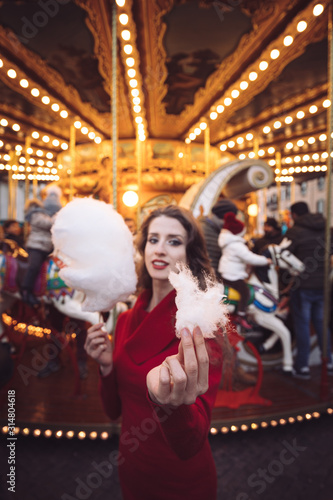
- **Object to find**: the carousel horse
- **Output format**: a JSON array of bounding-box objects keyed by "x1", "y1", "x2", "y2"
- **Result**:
[
  {"x1": 0, "y1": 247, "x2": 119, "y2": 341},
  {"x1": 222, "y1": 240, "x2": 305, "y2": 373}
]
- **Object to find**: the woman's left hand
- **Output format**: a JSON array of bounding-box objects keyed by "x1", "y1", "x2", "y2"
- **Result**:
[{"x1": 146, "y1": 326, "x2": 209, "y2": 407}]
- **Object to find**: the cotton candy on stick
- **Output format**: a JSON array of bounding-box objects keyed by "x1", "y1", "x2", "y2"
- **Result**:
[
  {"x1": 168, "y1": 263, "x2": 229, "y2": 338},
  {"x1": 51, "y1": 197, "x2": 137, "y2": 312}
]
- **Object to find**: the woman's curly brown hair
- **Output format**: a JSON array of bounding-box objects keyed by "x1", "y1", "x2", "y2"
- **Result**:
[{"x1": 136, "y1": 205, "x2": 214, "y2": 291}]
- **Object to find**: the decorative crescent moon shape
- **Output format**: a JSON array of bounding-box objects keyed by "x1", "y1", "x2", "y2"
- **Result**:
[{"x1": 179, "y1": 159, "x2": 273, "y2": 217}]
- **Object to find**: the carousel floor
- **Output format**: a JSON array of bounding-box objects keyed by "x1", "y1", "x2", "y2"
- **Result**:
[{"x1": 1, "y1": 329, "x2": 333, "y2": 437}]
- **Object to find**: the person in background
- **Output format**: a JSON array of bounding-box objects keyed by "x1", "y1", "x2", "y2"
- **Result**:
[
  {"x1": 124, "y1": 217, "x2": 137, "y2": 236},
  {"x1": 199, "y1": 199, "x2": 257, "y2": 385},
  {"x1": 2, "y1": 219, "x2": 25, "y2": 248},
  {"x1": 252, "y1": 217, "x2": 283, "y2": 254},
  {"x1": 42, "y1": 185, "x2": 63, "y2": 217},
  {"x1": 284, "y1": 201, "x2": 333, "y2": 379},
  {"x1": 218, "y1": 212, "x2": 272, "y2": 330},
  {"x1": 85, "y1": 205, "x2": 224, "y2": 500},
  {"x1": 198, "y1": 198, "x2": 238, "y2": 279},
  {"x1": 125, "y1": 217, "x2": 142, "y2": 268},
  {"x1": 21, "y1": 187, "x2": 62, "y2": 307}
]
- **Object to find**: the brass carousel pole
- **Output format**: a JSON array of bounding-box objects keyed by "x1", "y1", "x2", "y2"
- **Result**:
[
  {"x1": 136, "y1": 134, "x2": 142, "y2": 229},
  {"x1": 321, "y1": 2, "x2": 333, "y2": 400},
  {"x1": 253, "y1": 136, "x2": 260, "y2": 235},
  {"x1": 24, "y1": 136, "x2": 31, "y2": 240},
  {"x1": 290, "y1": 175, "x2": 296, "y2": 203},
  {"x1": 112, "y1": 0, "x2": 118, "y2": 210},
  {"x1": 275, "y1": 151, "x2": 282, "y2": 220},
  {"x1": 204, "y1": 124, "x2": 210, "y2": 177},
  {"x1": 32, "y1": 174, "x2": 38, "y2": 198},
  {"x1": 12, "y1": 167, "x2": 17, "y2": 220},
  {"x1": 32, "y1": 143, "x2": 38, "y2": 197},
  {"x1": 69, "y1": 125, "x2": 75, "y2": 201},
  {"x1": 7, "y1": 151, "x2": 14, "y2": 218}
]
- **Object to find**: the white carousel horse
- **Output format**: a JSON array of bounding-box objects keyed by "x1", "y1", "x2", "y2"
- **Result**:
[
  {"x1": 0, "y1": 250, "x2": 123, "y2": 341},
  {"x1": 222, "y1": 240, "x2": 305, "y2": 373}
]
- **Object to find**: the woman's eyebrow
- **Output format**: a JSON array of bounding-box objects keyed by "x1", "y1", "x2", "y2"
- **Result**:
[{"x1": 148, "y1": 232, "x2": 185, "y2": 239}]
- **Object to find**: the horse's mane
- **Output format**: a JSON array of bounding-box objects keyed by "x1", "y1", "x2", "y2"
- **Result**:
[{"x1": 252, "y1": 248, "x2": 271, "y2": 284}]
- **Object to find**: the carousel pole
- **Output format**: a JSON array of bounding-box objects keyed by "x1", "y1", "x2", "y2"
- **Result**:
[
  {"x1": 275, "y1": 151, "x2": 282, "y2": 221},
  {"x1": 8, "y1": 169, "x2": 13, "y2": 218},
  {"x1": 136, "y1": 134, "x2": 142, "y2": 229},
  {"x1": 32, "y1": 142, "x2": 38, "y2": 197},
  {"x1": 32, "y1": 174, "x2": 38, "y2": 198},
  {"x1": 204, "y1": 124, "x2": 210, "y2": 177},
  {"x1": 69, "y1": 125, "x2": 75, "y2": 201},
  {"x1": 321, "y1": 2, "x2": 333, "y2": 401},
  {"x1": 12, "y1": 168, "x2": 17, "y2": 220},
  {"x1": 7, "y1": 151, "x2": 14, "y2": 218},
  {"x1": 112, "y1": 0, "x2": 118, "y2": 210},
  {"x1": 24, "y1": 136, "x2": 31, "y2": 240},
  {"x1": 253, "y1": 136, "x2": 260, "y2": 235},
  {"x1": 290, "y1": 176, "x2": 296, "y2": 203},
  {"x1": 24, "y1": 136, "x2": 31, "y2": 201}
]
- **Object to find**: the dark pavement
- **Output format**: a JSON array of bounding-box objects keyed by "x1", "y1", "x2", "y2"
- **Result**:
[{"x1": 0, "y1": 413, "x2": 332, "y2": 500}]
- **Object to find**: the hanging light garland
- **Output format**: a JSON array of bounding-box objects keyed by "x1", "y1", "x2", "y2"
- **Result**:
[
  {"x1": 0, "y1": 55, "x2": 103, "y2": 158},
  {"x1": 116, "y1": 0, "x2": 148, "y2": 142},
  {"x1": 184, "y1": 2, "x2": 327, "y2": 144}
]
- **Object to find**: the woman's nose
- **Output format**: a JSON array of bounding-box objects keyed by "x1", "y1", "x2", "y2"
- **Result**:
[{"x1": 154, "y1": 241, "x2": 166, "y2": 254}]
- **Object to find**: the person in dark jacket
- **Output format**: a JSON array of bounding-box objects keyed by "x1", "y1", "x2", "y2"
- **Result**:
[
  {"x1": 21, "y1": 187, "x2": 63, "y2": 307},
  {"x1": 252, "y1": 217, "x2": 284, "y2": 254},
  {"x1": 198, "y1": 199, "x2": 238, "y2": 280},
  {"x1": 3, "y1": 219, "x2": 25, "y2": 248},
  {"x1": 285, "y1": 201, "x2": 333, "y2": 379},
  {"x1": 21, "y1": 198, "x2": 56, "y2": 307}
]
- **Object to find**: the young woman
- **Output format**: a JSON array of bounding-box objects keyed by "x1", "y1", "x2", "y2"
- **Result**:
[{"x1": 85, "y1": 205, "x2": 224, "y2": 500}]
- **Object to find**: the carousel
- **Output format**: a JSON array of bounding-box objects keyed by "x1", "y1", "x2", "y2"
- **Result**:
[{"x1": 0, "y1": 0, "x2": 333, "y2": 440}]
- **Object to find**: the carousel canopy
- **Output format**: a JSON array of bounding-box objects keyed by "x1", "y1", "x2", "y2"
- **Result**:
[{"x1": 0, "y1": 0, "x2": 330, "y2": 190}]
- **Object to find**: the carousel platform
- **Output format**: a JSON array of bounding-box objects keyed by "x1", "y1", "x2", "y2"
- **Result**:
[{"x1": 1, "y1": 323, "x2": 332, "y2": 439}]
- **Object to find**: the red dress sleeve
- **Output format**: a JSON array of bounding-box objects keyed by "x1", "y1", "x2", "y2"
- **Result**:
[
  {"x1": 98, "y1": 312, "x2": 128, "y2": 421},
  {"x1": 148, "y1": 338, "x2": 222, "y2": 460}
]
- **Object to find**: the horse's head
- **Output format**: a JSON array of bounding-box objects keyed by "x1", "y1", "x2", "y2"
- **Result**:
[{"x1": 267, "y1": 240, "x2": 305, "y2": 276}]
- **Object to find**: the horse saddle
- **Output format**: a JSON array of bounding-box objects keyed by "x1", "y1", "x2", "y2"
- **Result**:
[
  {"x1": 223, "y1": 284, "x2": 255, "y2": 306},
  {"x1": 1, "y1": 253, "x2": 47, "y2": 296}
]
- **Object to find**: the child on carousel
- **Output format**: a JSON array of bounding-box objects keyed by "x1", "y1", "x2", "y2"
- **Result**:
[
  {"x1": 218, "y1": 211, "x2": 272, "y2": 330},
  {"x1": 21, "y1": 186, "x2": 62, "y2": 307}
]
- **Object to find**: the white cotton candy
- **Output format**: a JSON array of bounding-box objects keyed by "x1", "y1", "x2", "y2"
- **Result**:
[
  {"x1": 168, "y1": 263, "x2": 229, "y2": 338},
  {"x1": 51, "y1": 197, "x2": 137, "y2": 312}
]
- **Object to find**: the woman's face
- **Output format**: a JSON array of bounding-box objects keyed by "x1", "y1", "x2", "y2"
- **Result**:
[{"x1": 145, "y1": 215, "x2": 188, "y2": 282}]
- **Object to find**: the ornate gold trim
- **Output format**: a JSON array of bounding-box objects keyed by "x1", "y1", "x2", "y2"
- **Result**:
[
  {"x1": 138, "y1": 0, "x2": 305, "y2": 137},
  {"x1": 74, "y1": 0, "x2": 134, "y2": 138},
  {"x1": 207, "y1": 0, "x2": 329, "y2": 143},
  {"x1": 115, "y1": 0, "x2": 149, "y2": 137},
  {"x1": 215, "y1": 83, "x2": 328, "y2": 145},
  {"x1": 0, "y1": 103, "x2": 69, "y2": 142},
  {"x1": 0, "y1": 26, "x2": 108, "y2": 136}
]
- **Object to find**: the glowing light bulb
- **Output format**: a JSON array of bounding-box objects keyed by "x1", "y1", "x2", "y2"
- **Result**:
[
  {"x1": 297, "y1": 21, "x2": 307, "y2": 32},
  {"x1": 270, "y1": 49, "x2": 280, "y2": 59},
  {"x1": 283, "y1": 36, "x2": 293, "y2": 46},
  {"x1": 313, "y1": 4, "x2": 324, "y2": 16},
  {"x1": 123, "y1": 190, "x2": 138, "y2": 207}
]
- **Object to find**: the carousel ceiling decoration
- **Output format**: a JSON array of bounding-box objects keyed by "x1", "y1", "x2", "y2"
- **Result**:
[{"x1": 0, "y1": 0, "x2": 331, "y2": 191}]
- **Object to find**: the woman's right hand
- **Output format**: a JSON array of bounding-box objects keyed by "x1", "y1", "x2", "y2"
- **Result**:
[{"x1": 84, "y1": 322, "x2": 113, "y2": 376}]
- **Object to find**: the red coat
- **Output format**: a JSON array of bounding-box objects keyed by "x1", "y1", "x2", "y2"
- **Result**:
[{"x1": 99, "y1": 289, "x2": 223, "y2": 500}]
